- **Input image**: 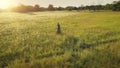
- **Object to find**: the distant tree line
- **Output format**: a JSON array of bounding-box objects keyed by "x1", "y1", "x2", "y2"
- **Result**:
[
  {"x1": 78, "y1": 0, "x2": 120, "y2": 11},
  {"x1": 7, "y1": 0, "x2": 120, "y2": 12},
  {"x1": 8, "y1": 4, "x2": 55, "y2": 12},
  {"x1": 63, "y1": 0, "x2": 120, "y2": 11}
]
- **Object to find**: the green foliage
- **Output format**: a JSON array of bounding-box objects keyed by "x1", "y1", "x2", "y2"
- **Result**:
[
  {"x1": 112, "y1": 1, "x2": 120, "y2": 11},
  {"x1": 48, "y1": 4, "x2": 55, "y2": 11}
]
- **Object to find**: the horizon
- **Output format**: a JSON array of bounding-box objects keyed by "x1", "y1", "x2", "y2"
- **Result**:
[
  {"x1": 0, "y1": 0, "x2": 120, "y2": 68},
  {"x1": 0, "y1": 0, "x2": 119, "y2": 9}
]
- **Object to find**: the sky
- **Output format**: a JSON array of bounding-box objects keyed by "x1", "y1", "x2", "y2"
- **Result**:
[{"x1": 2, "y1": 0, "x2": 120, "y2": 7}]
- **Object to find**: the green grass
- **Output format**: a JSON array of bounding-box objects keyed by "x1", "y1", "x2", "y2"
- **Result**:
[{"x1": 0, "y1": 11, "x2": 120, "y2": 68}]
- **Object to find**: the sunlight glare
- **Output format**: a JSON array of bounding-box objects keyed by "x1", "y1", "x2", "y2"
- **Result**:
[{"x1": 0, "y1": 0, "x2": 10, "y2": 9}]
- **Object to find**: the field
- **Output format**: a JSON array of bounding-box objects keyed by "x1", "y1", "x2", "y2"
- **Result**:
[{"x1": 0, "y1": 11, "x2": 120, "y2": 68}]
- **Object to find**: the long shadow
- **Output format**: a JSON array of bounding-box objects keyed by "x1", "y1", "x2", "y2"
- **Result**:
[
  {"x1": 80, "y1": 38, "x2": 119, "y2": 49},
  {"x1": 0, "y1": 52, "x2": 21, "y2": 68},
  {"x1": 36, "y1": 51, "x2": 64, "y2": 59},
  {"x1": 59, "y1": 35, "x2": 120, "y2": 51}
]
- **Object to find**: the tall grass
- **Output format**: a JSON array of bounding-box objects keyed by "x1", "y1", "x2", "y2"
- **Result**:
[{"x1": 0, "y1": 11, "x2": 120, "y2": 68}]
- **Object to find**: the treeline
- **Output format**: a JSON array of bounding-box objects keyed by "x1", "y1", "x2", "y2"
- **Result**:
[
  {"x1": 59, "y1": 1, "x2": 120, "y2": 11},
  {"x1": 8, "y1": 4, "x2": 55, "y2": 12},
  {"x1": 78, "y1": 1, "x2": 120, "y2": 11},
  {"x1": 8, "y1": 0, "x2": 120, "y2": 12}
]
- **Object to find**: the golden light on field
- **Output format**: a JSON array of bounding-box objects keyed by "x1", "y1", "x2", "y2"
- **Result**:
[{"x1": 0, "y1": 0, "x2": 10, "y2": 9}]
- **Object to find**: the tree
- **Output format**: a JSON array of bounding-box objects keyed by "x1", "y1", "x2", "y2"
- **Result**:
[
  {"x1": 57, "y1": 7, "x2": 64, "y2": 11},
  {"x1": 12, "y1": 4, "x2": 35, "y2": 12},
  {"x1": 48, "y1": 4, "x2": 55, "y2": 11},
  {"x1": 112, "y1": 1, "x2": 120, "y2": 11},
  {"x1": 104, "y1": 4, "x2": 113, "y2": 10},
  {"x1": 34, "y1": 4, "x2": 40, "y2": 11},
  {"x1": 65, "y1": 6, "x2": 78, "y2": 11}
]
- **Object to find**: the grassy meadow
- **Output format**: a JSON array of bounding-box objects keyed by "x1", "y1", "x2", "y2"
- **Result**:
[{"x1": 0, "y1": 11, "x2": 120, "y2": 68}]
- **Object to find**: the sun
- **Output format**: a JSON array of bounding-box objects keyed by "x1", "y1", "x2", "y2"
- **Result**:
[{"x1": 0, "y1": 0, "x2": 10, "y2": 9}]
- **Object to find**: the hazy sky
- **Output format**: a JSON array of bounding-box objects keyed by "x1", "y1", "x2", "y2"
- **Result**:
[{"x1": 7, "y1": 0, "x2": 120, "y2": 7}]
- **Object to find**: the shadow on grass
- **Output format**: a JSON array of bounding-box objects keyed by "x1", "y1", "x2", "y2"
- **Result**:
[
  {"x1": 0, "y1": 52, "x2": 21, "y2": 68},
  {"x1": 60, "y1": 35, "x2": 119, "y2": 50},
  {"x1": 80, "y1": 38, "x2": 119, "y2": 49}
]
